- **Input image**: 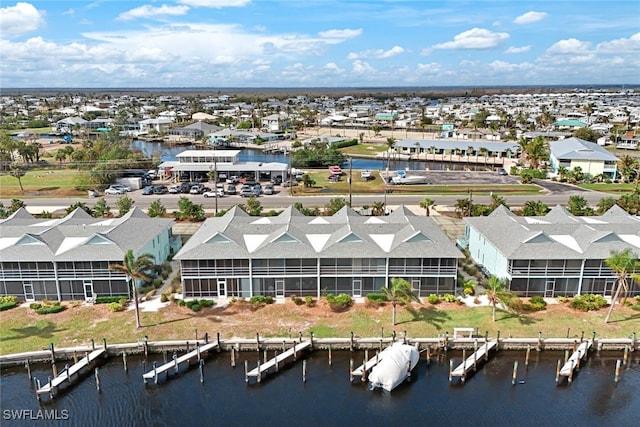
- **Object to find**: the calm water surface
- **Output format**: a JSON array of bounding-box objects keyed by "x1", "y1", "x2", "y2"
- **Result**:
[{"x1": 1, "y1": 350, "x2": 638, "y2": 427}]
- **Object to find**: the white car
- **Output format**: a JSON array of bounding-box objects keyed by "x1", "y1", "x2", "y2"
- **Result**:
[
  {"x1": 105, "y1": 186, "x2": 126, "y2": 195},
  {"x1": 110, "y1": 184, "x2": 130, "y2": 192},
  {"x1": 203, "y1": 188, "x2": 225, "y2": 198},
  {"x1": 168, "y1": 185, "x2": 180, "y2": 194}
]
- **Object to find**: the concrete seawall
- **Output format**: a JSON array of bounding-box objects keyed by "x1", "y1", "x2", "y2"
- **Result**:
[{"x1": 1, "y1": 333, "x2": 636, "y2": 366}]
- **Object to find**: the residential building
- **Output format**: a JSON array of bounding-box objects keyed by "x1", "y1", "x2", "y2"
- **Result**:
[
  {"x1": 175, "y1": 205, "x2": 463, "y2": 299},
  {"x1": 548, "y1": 137, "x2": 619, "y2": 179},
  {"x1": 463, "y1": 205, "x2": 640, "y2": 298},
  {"x1": 0, "y1": 208, "x2": 179, "y2": 302}
]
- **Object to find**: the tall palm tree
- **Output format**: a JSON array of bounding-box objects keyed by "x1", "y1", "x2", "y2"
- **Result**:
[
  {"x1": 604, "y1": 249, "x2": 640, "y2": 323},
  {"x1": 381, "y1": 277, "x2": 421, "y2": 325},
  {"x1": 385, "y1": 137, "x2": 395, "y2": 172},
  {"x1": 484, "y1": 276, "x2": 512, "y2": 322},
  {"x1": 419, "y1": 197, "x2": 435, "y2": 216},
  {"x1": 109, "y1": 250, "x2": 157, "y2": 328}
]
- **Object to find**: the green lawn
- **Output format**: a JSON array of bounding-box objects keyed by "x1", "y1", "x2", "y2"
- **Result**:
[
  {"x1": 579, "y1": 182, "x2": 637, "y2": 194},
  {"x1": 0, "y1": 168, "x2": 82, "y2": 197}
]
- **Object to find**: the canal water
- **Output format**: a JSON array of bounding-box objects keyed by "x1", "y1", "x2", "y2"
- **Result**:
[
  {"x1": 1, "y1": 350, "x2": 638, "y2": 426},
  {"x1": 130, "y1": 140, "x2": 477, "y2": 172}
]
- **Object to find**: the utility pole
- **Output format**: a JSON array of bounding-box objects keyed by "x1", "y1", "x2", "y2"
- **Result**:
[
  {"x1": 214, "y1": 156, "x2": 218, "y2": 214},
  {"x1": 348, "y1": 156, "x2": 353, "y2": 207}
]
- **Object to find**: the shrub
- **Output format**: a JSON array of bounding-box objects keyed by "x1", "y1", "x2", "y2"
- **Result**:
[
  {"x1": 145, "y1": 289, "x2": 156, "y2": 300},
  {"x1": 96, "y1": 295, "x2": 128, "y2": 304},
  {"x1": 570, "y1": 294, "x2": 607, "y2": 312},
  {"x1": 250, "y1": 295, "x2": 275, "y2": 305},
  {"x1": 190, "y1": 303, "x2": 202, "y2": 312},
  {"x1": 442, "y1": 294, "x2": 456, "y2": 303},
  {"x1": 521, "y1": 295, "x2": 547, "y2": 312},
  {"x1": 177, "y1": 299, "x2": 186, "y2": 307},
  {"x1": 107, "y1": 302, "x2": 125, "y2": 312},
  {"x1": 29, "y1": 303, "x2": 42, "y2": 310},
  {"x1": 0, "y1": 295, "x2": 18, "y2": 311},
  {"x1": 151, "y1": 278, "x2": 163, "y2": 289},
  {"x1": 160, "y1": 293, "x2": 169, "y2": 303},
  {"x1": 200, "y1": 299, "x2": 215, "y2": 308},
  {"x1": 463, "y1": 287, "x2": 474, "y2": 296},
  {"x1": 326, "y1": 293, "x2": 353, "y2": 312},
  {"x1": 366, "y1": 293, "x2": 387, "y2": 306},
  {"x1": 557, "y1": 296, "x2": 570, "y2": 303},
  {"x1": 35, "y1": 305, "x2": 66, "y2": 315},
  {"x1": 305, "y1": 296, "x2": 315, "y2": 307},
  {"x1": 427, "y1": 294, "x2": 440, "y2": 304},
  {"x1": 291, "y1": 295, "x2": 304, "y2": 305},
  {"x1": 631, "y1": 304, "x2": 640, "y2": 312}
]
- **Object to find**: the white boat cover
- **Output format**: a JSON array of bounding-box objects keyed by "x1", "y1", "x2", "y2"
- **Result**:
[{"x1": 368, "y1": 343, "x2": 419, "y2": 392}]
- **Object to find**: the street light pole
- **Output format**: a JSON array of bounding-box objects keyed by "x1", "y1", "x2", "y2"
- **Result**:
[{"x1": 348, "y1": 156, "x2": 353, "y2": 207}]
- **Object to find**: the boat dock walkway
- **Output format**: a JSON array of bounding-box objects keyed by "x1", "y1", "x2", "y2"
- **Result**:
[
  {"x1": 449, "y1": 340, "x2": 498, "y2": 383},
  {"x1": 245, "y1": 341, "x2": 312, "y2": 382},
  {"x1": 36, "y1": 348, "x2": 106, "y2": 396},
  {"x1": 557, "y1": 339, "x2": 592, "y2": 383},
  {"x1": 143, "y1": 342, "x2": 218, "y2": 383},
  {"x1": 351, "y1": 350, "x2": 384, "y2": 377}
]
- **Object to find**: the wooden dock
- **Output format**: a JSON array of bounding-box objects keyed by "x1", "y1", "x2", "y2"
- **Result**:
[
  {"x1": 142, "y1": 342, "x2": 218, "y2": 383},
  {"x1": 351, "y1": 350, "x2": 384, "y2": 377},
  {"x1": 558, "y1": 339, "x2": 592, "y2": 383},
  {"x1": 245, "y1": 341, "x2": 312, "y2": 382},
  {"x1": 36, "y1": 348, "x2": 106, "y2": 396},
  {"x1": 449, "y1": 340, "x2": 498, "y2": 383}
]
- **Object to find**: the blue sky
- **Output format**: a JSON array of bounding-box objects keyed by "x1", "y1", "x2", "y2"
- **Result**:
[{"x1": 1, "y1": 0, "x2": 639, "y2": 88}]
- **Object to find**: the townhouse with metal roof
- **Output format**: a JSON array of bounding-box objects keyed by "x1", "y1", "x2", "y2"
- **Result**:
[
  {"x1": 0, "y1": 208, "x2": 179, "y2": 302},
  {"x1": 548, "y1": 137, "x2": 619, "y2": 179},
  {"x1": 463, "y1": 205, "x2": 640, "y2": 298},
  {"x1": 174, "y1": 205, "x2": 463, "y2": 299}
]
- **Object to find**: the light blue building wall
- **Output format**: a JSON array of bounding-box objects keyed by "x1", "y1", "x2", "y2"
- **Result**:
[{"x1": 467, "y1": 227, "x2": 510, "y2": 279}]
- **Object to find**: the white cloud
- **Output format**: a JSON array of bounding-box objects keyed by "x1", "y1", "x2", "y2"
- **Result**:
[
  {"x1": 488, "y1": 60, "x2": 532, "y2": 72},
  {"x1": 117, "y1": 5, "x2": 190, "y2": 21},
  {"x1": 351, "y1": 60, "x2": 374, "y2": 74},
  {"x1": 178, "y1": 0, "x2": 251, "y2": 7},
  {"x1": 0, "y1": 2, "x2": 46, "y2": 37},
  {"x1": 596, "y1": 32, "x2": 640, "y2": 54},
  {"x1": 546, "y1": 38, "x2": 591, "y2": 54},
  {"x1": 432, "y1": 28, "x2": 509, "y2": 50},
  {"x1": 513, "y1": 11, "x2": 547, "y2": 25},
  {"x1": 63, "y1": 8, "x2": 75, "y2": 16},
  {"x1": 324, "y1": 62, "x2": 344, "y2": 73},
  {"x1": 318, "y1": 28, "x2": 362, "y2": 41},
  {"x1": 505, "y1": 45, "x2": 531, "y2": 54},
  {"x1": 347, "y1": 45, "x2": 404, "y2": 60}
]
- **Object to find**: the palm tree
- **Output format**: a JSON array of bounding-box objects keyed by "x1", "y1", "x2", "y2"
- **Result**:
[
  {"x1": 385, "y1": 137, "x2": 395, "y2": 172},
  {"x1": 419, "y1": 197, "x2": 434, "y2": 216},
  {"x1": 484, "y1": 276, "x2": 512, "y2": 322},
  {"x1": 109, "y1": 250, "x2": 157, "y2": 328},
  {"x1": 381, "y1": 277, "x2": 421, "y2": 325},
  {"x1": 604, "y1": 249, "x2": 640, "y2": 323},
  {"x1": 372, "y1": 201, "x2": 385, "y2": 216}
]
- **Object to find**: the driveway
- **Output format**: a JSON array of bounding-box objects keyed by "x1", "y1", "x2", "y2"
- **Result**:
[{"x1": 532, "y1": 179, "x2": 589, "y2": 194}]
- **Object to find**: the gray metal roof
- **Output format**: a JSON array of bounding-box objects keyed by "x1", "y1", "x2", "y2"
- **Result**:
[
  {"x1": 549, "y1": 137, "x2": 619, "y2": 161},
  {"x1": 175, "y1": 205, "x2": 463, "y2": 260},
  {"x1": 464, "y1": 205, "x2": 640, "y2": 260},
  {"x1": 0, "y1": 207, "x2": 174, "y2": 262}
]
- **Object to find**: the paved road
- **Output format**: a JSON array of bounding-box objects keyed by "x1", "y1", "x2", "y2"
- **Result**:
[{"x1": 1, "y1": 188, "x2": 613, "y2": 214}]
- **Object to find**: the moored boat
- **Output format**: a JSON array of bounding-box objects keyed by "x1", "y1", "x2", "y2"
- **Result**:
[{"x1": 368, "y1": 342, "x2": 419, "y2": 392}]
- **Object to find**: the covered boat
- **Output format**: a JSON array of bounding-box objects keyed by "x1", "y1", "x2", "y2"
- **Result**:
[{"x1": 368, "y1": 342, "x2": 420, "y2": 392}]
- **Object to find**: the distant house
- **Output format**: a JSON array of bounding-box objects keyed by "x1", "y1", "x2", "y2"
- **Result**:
[
  {"x1": 553, "y1": 119, "x2": 587, "y2": 130},
  {"x1": 261, "y1": 113, "x2": 291, "y2": 132},
  {"x1": 139, "y1": 118, "x2": 174, "y2": 133},
  {"x1": 548, "y1": 137, "x2": 619, "y2": 179},
  {"x1": 463, "y1": 205, "x2": 640, "y2": 298},
  {"x1": 0, "y1": 208, "x2": 180, "y2": 302},
  {"x1": 169, "y1": 121, "x2": 221, "y2": 140},
  {"x1": 53, "y1": 116, "x2": 87, "y2": 134},
  {"x1": 616, "y1": 131, "x2": 638, "y2": 150}
]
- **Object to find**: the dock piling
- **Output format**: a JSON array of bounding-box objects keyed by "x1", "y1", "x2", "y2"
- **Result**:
[
  {"x1": 163, "y1": 350, "x2": 167, "y2": 364},
  {"x1": 25, "y1": 359, "x2": 32, "y2": 381},
  {"x1": 217, "y1": 332, "x2": 221, "y2": 352},
  {"x1": 244, "y1": 360, "x2": 249, "y2": 383},
  {"x1": 349, "y1": 359, "x2": 354, "y2": 382},
  {"x1": 231, "y1": 348, "x2": 236, "y2": 367},
  {"x1": 173, "y1": 353, "x2": 178, "y2": 374},
  {"x1": 537, "y1": 331, "x2": 543, "y2": 351},
  {"x1": 350, "y1": 332, "x2": 354, "y2": 351},
  {"x1": 632, "y1": 332, "x2": 637, "y2": 351},
  {"x1": 511, "y1": 361, "x2": 518, "y2": 385},
  {"x1": 94, "y1": 368, "x2": 100, "y2": 392},
  {"x1": 257, "y1": 360, "x2": 261, "y2": 383},
  {"x1": 199, "y1": 360, "x2": 204, "y2": 383},
  {"x1": 328, "y1": 345, "x2": 332, "y2": 366},
  {"x1": 64, "y1": 364, "x2": 70, "y2": 383},
  {"x1": 123, "y1": 351, "x2": 128, "y2": 372},
  {"x1": 153, "y1": 362, "x2": 158, "y2": 384},
  {"x1": 263, "y1": 349, "x2": 268, "y2": 364},
  {"x1": 34, "y1": 378, "x2": 41, "y2": 402},
  {"x1": 204, "y1": 333, "x2": 209, "y2": 344},
  {"x1": 426, "y1": 346, "x2": 431, "y2": 366},
  {"x1": 197, "y1": 342, "x2": 201, "y2": 362},
  {"x1": 49, "y1": 343, "x2": 56, "y2": 365},
  {"x1": 91, "y1": 339, "x2": 95, "y2": 351},
  {"x1": 473, "y1": 340, "x2": 478, "y2": 371},
  {"x1": 103, "y1": 338, "x2": 107, "y2": 354},
  {"x1": 256, "y1": 333, "x2": 260, "y2": 352},
  {"x1": 73, "y1": 351, "x2": 78, "y2": 364},
  {"x1": 614, "y1": 360, "x2": 621, "y2": 383},
  {"x1": 51, "y1": 362, "x2": 57, "y2": 378},
  {"x1": 525, "y1": 345, "x2": 531, "y2": 367},
  {"x1": 143, "y1": 336, "x2": 148, "y2": 357},
  {"x1": 555, "y1": 359, "x2": 561, "y2": 383},
  {"x1": 448, "y1": 359, "x2": 453, "y2": 382},
  {"x1": 275, "y1": 351, "x2": 279, "y2": 372},
  {"x1": 302, "y1": 360, "x2": 307, "y2": 383}
]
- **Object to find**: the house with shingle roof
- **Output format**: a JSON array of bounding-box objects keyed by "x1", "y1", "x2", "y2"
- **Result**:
[
  {"x1": 0, "y1": 208, "x2": 179, "y2": 302},
  {"x1": 175, "y1": 205, "x2": 463, "y2": 299},
  {"x1": 549, "y1": 137, "x2": 619, "y2": 179},
  {"x1": 463, "y1": 205, "x2": 640, "y2": 298}
]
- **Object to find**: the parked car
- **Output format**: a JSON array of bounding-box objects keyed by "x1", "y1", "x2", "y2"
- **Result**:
[
  {"x1": 179, "y1": 182, "x2": 197, "y2": 193},
  {"x1": 153, "y1": 185, "x2": 168, "y2": 194},
  {"x1": 263, "y1": 183, "x2": 274, "y2": 195},
  {"x1": 110, "y1": 184, "x2": 130, "y2": 193},
  {"x1": 497, "y1": 168, "x2": 508, "y2": 176},
  {"x1": 270, "y1": 176, "x2": 282, "y2": 185},
  {"x1": 168, "y1": 185, "x2": 180, "y2": 194},
  {"x1": 87, "y1": 189, "x2": 100, "y2": 198},
  {"x1": 226, "y1": 184, "x2": 237, "y2": 195},
  {"x1": 203, "y1": 188, "x2": 225, "y2": 198},
  {"x1": 251, "y1": 184, "x2": 262, "y2": 196},
  {"x1": 240, "y1": 187, "x2": 254, "y2": 197},
  {"x1": 105, "y1": 186, "x2": 126, "y2": 195},
  {"x1": 226, "y1": 175, "x2": 239, "y2": 184},
  {"x1": 141, "y1": 186, "x2": 154, "y2": 195},
  {"x1": 190, "y1": 184, "x2": 206, "y2": 194}
]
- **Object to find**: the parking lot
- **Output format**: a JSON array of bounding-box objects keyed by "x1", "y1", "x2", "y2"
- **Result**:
[{"x1": 384, "y1": 170, "x2": 522, "y2": 186}]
